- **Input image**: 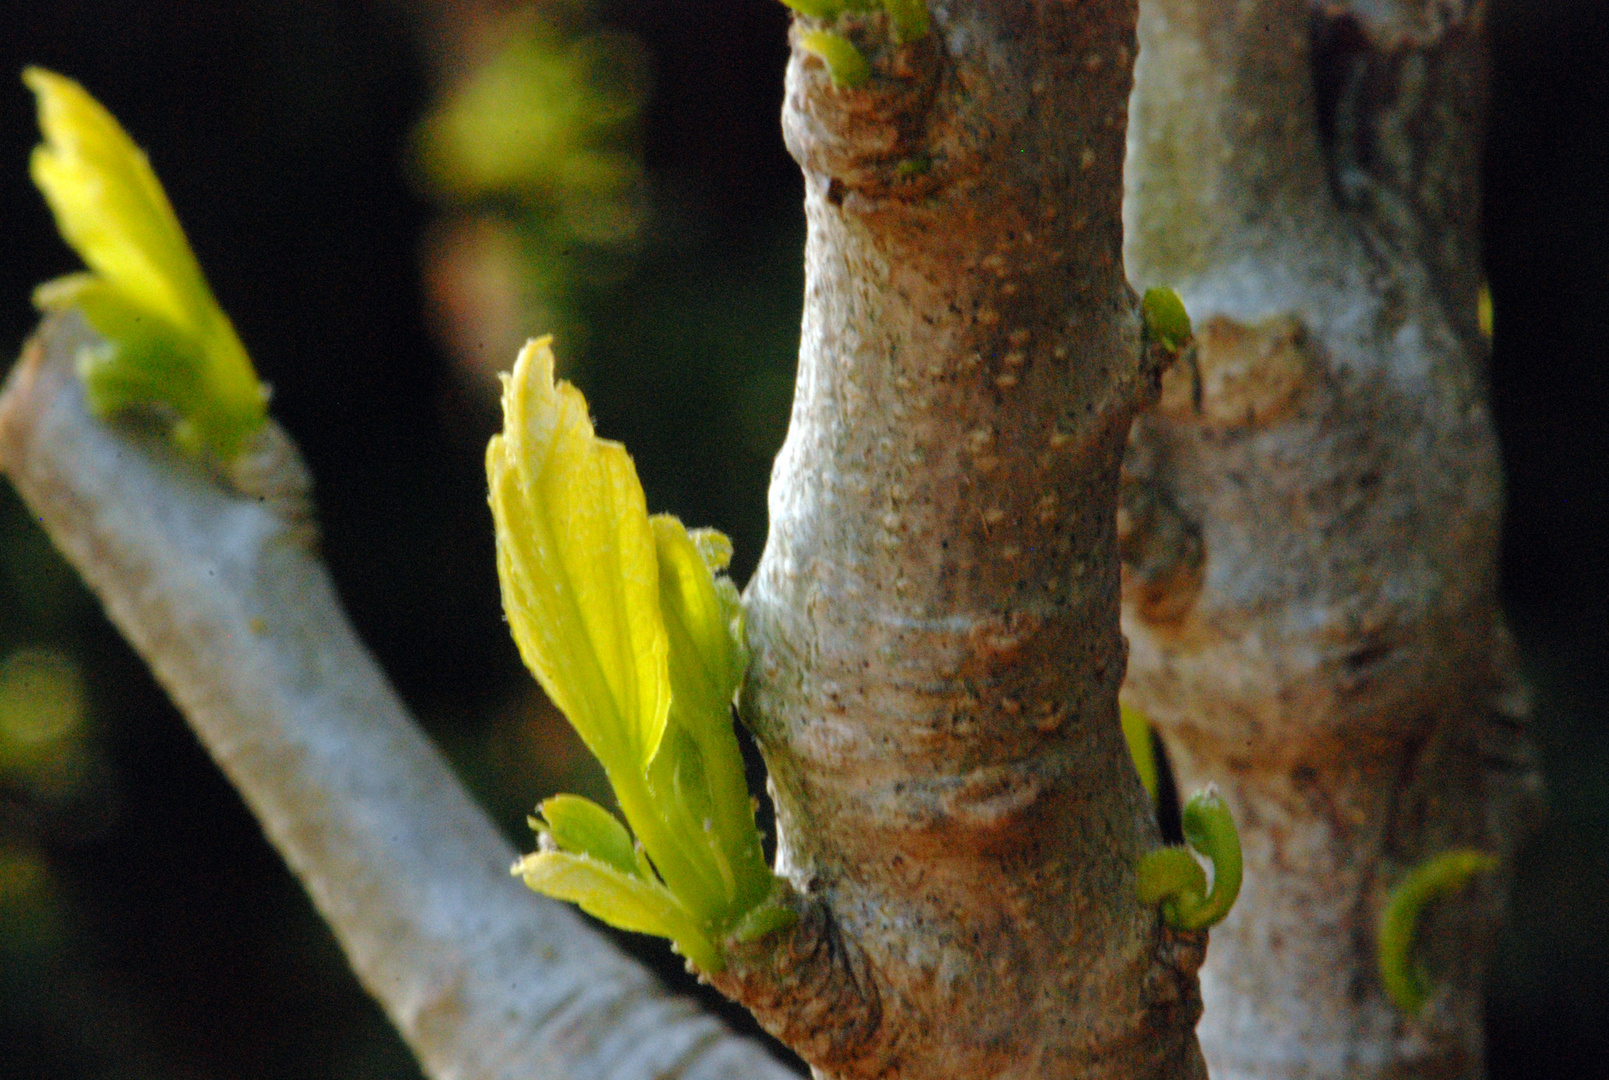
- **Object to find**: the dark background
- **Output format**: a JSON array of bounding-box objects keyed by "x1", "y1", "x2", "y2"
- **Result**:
[{"x1": 0, "y1": 2, "x2": 1603, "y2": 1077}]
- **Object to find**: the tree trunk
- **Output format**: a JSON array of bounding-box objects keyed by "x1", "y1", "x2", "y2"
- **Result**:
[
  {"x1": 716, "y1": 4, "x2": 1207, "y2": 1079},
  {"x1": 1121, "y1": 1, "x2": 1543, "y2": 1077}
]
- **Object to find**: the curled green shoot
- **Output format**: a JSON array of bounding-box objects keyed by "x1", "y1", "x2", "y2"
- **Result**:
[
  {"x1": 1377, "y1": 849, "x2": 1497, "y2": 1016},
  {"x1": 1137, "y1": 786, "x2": 1242, "y2": 931}
]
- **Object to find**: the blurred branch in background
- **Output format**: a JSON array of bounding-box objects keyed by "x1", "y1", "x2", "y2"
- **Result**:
[{"x1": 0, "y1": 647, "x2": 90, "y2": 961}]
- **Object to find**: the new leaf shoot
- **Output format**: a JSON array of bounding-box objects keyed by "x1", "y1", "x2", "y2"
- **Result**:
[
  {"x1": 489, "y1": 338, "x2": 783, "y2": 971},
  {"x1": 25, "y1": 68, "x2": 267, "y2": 459}
]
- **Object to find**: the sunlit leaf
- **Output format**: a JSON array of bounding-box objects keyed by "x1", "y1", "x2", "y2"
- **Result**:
[
  {"x1": 687, "y1": 527, "x2": 733, "y2": 573},
  {"x1": 652, "y1": 516, "x2": 745, "y2": 727},
  {"x1": 491, "y1": 338, "x2": 780, "y2": 969},
  {"x1": 487, "y1": 337, "x2": 670, "y2": 776},
  {"x1": 536, "y1": 795, "x2": 639, "y2": 878},
  {"x1": 512, "y1": 850, "x2": 718, "y2": 970},
  {"x1": 25, "y1": 67, "x2": 266, "y2": 458}
]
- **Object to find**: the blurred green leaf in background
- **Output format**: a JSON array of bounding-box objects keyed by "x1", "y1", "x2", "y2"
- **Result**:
[{"x1": 413, "y1": 10, "x2": 650, "y2": 386}]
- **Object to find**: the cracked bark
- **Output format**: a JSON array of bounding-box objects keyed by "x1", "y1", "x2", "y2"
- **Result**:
[
  {"x1": 0, "y1": 313, "x2": 798, "y2": 1080},
  {"x1": 716, "y1": 4, "x2": 1207, "y2": 1079},
  {"x1": 1122, "y1": 1, "x2": 1544, "y2": 1078}
]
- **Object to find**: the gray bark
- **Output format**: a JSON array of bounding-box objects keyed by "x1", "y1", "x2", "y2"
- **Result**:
[
  {"x1": 0, "y1": 313, "x2": 798, "y2": 1080},
  {"x1": 718, "y1": 4, "x2": 1207, "y2": 1079},
  {"x1": 1121, "y1": 1, "x2": 1543, "y2": 1077}
]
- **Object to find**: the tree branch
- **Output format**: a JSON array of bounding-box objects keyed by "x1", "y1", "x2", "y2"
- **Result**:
[
  {"x1": 0, "y1": 312, "x2": 798, "y2": 1080},
  {"x1": 720, "y1": 4, "x2": 1209, "y2": 1078},
  {"x1": 1122, "y1": 1, "x2": 1543, "y2": 1076}
]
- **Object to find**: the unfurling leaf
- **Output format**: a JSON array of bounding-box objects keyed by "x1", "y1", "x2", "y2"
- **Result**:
[
  {"x1": 536, "y1": 794, "x2": 640, "y2": 878},
  {"x1": 654, "y1": 516, "x2": 746, "y2": 727},
  {"x1": 490, "y1": 337, "x2": 778, "y2": 971},
  {"x1": 25, "y1": 67, "x2": 267, "y2": 458},
  {"x1": 513, "y1": 850, "x2": 717, "y2": 971},
  {"x1": 488, "y1": 336, "x2": 670, "y2": 777}
]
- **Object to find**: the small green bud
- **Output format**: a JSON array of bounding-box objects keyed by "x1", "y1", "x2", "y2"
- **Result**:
[
  {"x1": 1142, "y1": 286, "x2": 1193, "y2": 356},
  {"x1": 797, "y1": 30, "x2": 871, "y2": 87}
]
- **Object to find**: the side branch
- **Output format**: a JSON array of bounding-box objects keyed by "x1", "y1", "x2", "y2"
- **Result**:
[{"x1": 0, "y1": 313, "x2": 797, "y2": 1080}]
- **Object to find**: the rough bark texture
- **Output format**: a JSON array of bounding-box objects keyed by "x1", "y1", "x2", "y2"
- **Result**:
[
  {"x1": 0, "y1": 313, "x2": 799, "y2": 1080},
  {"x1": 1122, "y1": 1, "x2": 1543, "y2": 1077},
  {"x1": 720, "y1": 5, "x2": 1207, "y2": 1079}
]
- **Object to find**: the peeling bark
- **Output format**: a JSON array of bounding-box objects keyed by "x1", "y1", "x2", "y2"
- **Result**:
[
  {"x1": 0, "y1": 313, "x2": 798, "y2": 1080},
  {"x1": 726, "y1": 4, "x2": 1207, "y2": 1078},
  {"x1": 1122, "y1": 1, "x2": 1543, "y2": 1077}
]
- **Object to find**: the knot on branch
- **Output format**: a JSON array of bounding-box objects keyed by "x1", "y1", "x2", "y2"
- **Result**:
[
  {"x1": 1140, "y1": 923, "x2": 1208, "y2": 1032},
  {"x1": 782, "y1": 11, "x2": 1008, "y2": 202},
  {"x1": 710, "y1": 884, "x2": 893, "y2": 1078},
  {"x1": 223, "y1": 420, "x2": 319, "y2": 551},
  {"x1": 1157, "y1": 315, "x2": 1318, "y2": 431}
]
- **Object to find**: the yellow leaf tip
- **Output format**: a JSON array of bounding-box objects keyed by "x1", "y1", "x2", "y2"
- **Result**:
[{"x1": 24, "y1": 65, "x2": 267, "y2": 458}]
